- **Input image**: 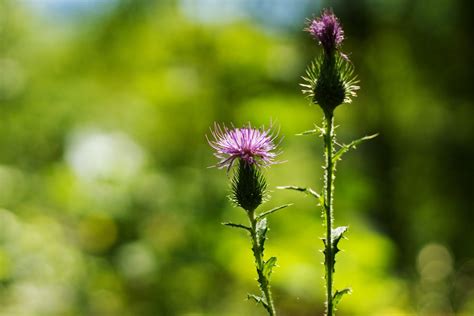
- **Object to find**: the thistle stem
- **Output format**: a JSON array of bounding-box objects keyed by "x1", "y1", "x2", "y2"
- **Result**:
[
  {"x1": 323, "y1": 113, "x2": 335, "y2": 316},
  {"x1": 248, "y1": 209, "x2": 276, "y2": 316}
]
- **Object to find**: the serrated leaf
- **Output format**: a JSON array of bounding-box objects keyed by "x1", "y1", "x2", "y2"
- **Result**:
[
  {"x1": 323, "y1": 226, "x2": 348, "y2": 273},
  {"x1": 332, "y1": 226, "x2": 348, "y2": 257},
  {"x1": 222, "y1": 222, "x2": 251, "y2": 232},
  {"x1": 256, "y1": 203, "x2": 292, "y2": 220},
  {"x1": 247, "y1": 293, "x2": 268, "y2": 308},
  {"x1": 333, "y1": 288, "x2": 352, "y2": 311},
  {"x1": 262, "y1": 256, "x2": 277, "y2": 279},
  {"x1": 332, "y1": 133, "x2": 378, "y2": 164},
  {"x1": 256, "y1": 218, "x2": 268, "y2": 253},
  {"x1": 332, "y1": 226, "x2": 348, "y2": 245}
]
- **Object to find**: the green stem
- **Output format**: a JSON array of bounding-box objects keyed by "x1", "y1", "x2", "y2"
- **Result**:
[
  {"x1": 323, "y1": 113, "x2": 335, "y2": 316},
  {"x1": 248, "y1": 209, "x2": 276, "y2": 316}
]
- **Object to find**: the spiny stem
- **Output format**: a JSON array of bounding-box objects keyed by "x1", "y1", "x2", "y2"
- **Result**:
[
  {"x1": 248, "y1": 209, "x2": 276, "y2": 316},
  {"x1": 323, "y1": 114, "x2": 335, "y2": 316}
]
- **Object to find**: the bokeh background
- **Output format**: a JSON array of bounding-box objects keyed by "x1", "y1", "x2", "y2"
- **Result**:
[{"x1": 1, "y1": 0, "x2": 473, "y2": 315}]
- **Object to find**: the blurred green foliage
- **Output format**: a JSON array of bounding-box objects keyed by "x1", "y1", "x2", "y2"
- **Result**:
[{"x1": 1, "y1": 0, "x2": 473, "y2": 315}]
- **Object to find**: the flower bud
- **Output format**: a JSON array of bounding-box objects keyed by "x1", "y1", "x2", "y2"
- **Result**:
[
  {"x1": 231, "y1": 160, "x2": 267, "y2": 212},
  {"x1": 313, "y1": 55, "x2": 346, "y2": 116},
  {"x1": 301, "y1": 9, "x2": 359, "y2": 116}
]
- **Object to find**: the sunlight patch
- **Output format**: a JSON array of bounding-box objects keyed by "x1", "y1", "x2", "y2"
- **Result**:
[{"x1": 65, "y1": 128, "x2": 145, "y2": 182}]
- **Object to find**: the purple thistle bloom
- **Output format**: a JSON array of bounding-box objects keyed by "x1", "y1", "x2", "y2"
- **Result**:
[
  {"x1": 208, "y1": 123, "x2": 279, "y2": 170},
  {"x1": 306, "y1": 9, "x2": 344, "y2": 54}
]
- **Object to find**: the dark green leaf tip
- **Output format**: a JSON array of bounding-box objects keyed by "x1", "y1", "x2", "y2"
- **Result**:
[
  {"x1": 332, "y1": 133, "x2": 378, "y2": 164},
  {"x1": 333, "y1": 288, "x2": 352, "y2": 311},
  {"x1": 263, "y1": 256, "x2": 278, "y2": 279},
  {"x1": 222, "y1": 222, "x2": 251, "y2": 232},
  {"x1": 277, "y1": 185, "x2": 320, "y2": 199},
  {"x1": 257, "y1": 203, "x2": 292, "y2": 220}
]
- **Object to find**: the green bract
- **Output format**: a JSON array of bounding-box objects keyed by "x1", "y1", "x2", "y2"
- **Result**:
[
  {"x1": 231, "y1": 160, "x2": 267, "y2": 212},
  {"x1": 301, "y1": 54, "x2": 359, "y2": 115}
]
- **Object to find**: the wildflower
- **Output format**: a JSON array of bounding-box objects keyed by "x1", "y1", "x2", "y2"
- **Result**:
[
  {"x1": 208, "y1": 124, "x2": 279, "y2": 171},
  {"x1": 208, "y1": 122, "x2": 286, "y2": 315},
  {"x1": 302, "y1": 9, "x2": 358, "y2": 115},
  {"x1": 307, "y1": 9, "x2": 344, "y2": 55}
]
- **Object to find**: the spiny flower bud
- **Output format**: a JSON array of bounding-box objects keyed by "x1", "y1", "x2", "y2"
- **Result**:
[
  {"x1": 231, "y1": 160, "x2": 267, "y2": 211},
  {"x1": 301, "y1": 9, "x2": 359, "y2": 116},
  {"x1": 313, "y1": 56, "x2": 347, "y2": 115}
]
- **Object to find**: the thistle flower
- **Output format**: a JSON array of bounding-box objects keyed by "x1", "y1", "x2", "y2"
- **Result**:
[
  {"x1": 208, "y1": 123, "x2": 279, "y2": 171},
  {"x1": 209, "y1": 122, "x2": 287, "y2": 315},
  {"x1": 302, "y1": 9, "x2": 358, "y2": 115},
  {"x1": 296, "y1": 9, "x2": 377, "y2": 316},
  {"x1": 306, "y1": 9, "x2": 344, "y2": 54},
  {"x1": 231, "y1": 159, "x2": 267, "y2": 211}
]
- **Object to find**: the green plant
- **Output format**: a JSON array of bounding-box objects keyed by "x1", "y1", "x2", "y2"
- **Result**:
[{"x1": 280, "y1": 9, "x2": 377, "y2": 315}]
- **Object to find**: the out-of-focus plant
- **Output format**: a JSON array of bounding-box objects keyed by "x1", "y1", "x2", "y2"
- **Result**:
[
  {"x1": 280, "y1": 9, "x2": 377, "y2": 315},
  {"x1": 208, "y1": 123, "x2": 290, "y2": 316}
]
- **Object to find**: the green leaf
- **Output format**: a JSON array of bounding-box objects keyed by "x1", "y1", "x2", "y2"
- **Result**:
[
  {"x1": 333, "y1": 288, "x2": 352, "y2": 311},
  {"x1": 247, "y1": 293, "x2": 268, "y2": 308},
  {"x1": 332, "y1": 133, "x2": 378, "y2": 164},
  {"x1": 277, "y1": 185, "x2": 320, "y2": 199},
  {"x1": 262, "y1": 256, "x2": 277, "y2": 279},
  {"x1": 222, "y1": 222, "x2": 251, "y2": 232},
  {"x1": 256, "y1": 204, "x2": 292, "y2": 220},
  {"x1": 323, "y1": 226, "x2": 348, "y2": 273},
  {"x1": 295, "y1": 129, "x2": 318, "y2": 136},
  {"x1": 256, "y1": 218, "x2": 268, "y2": 253},
  {"x1": 332, "y1": 226, "x2": 348, "y2": 246},
  {"x1": 296, "y1": 124, "x2": 324, "y2": 136},
  {"x1": 332, "y1": 226, "x2": 348, "y2": 257}
]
